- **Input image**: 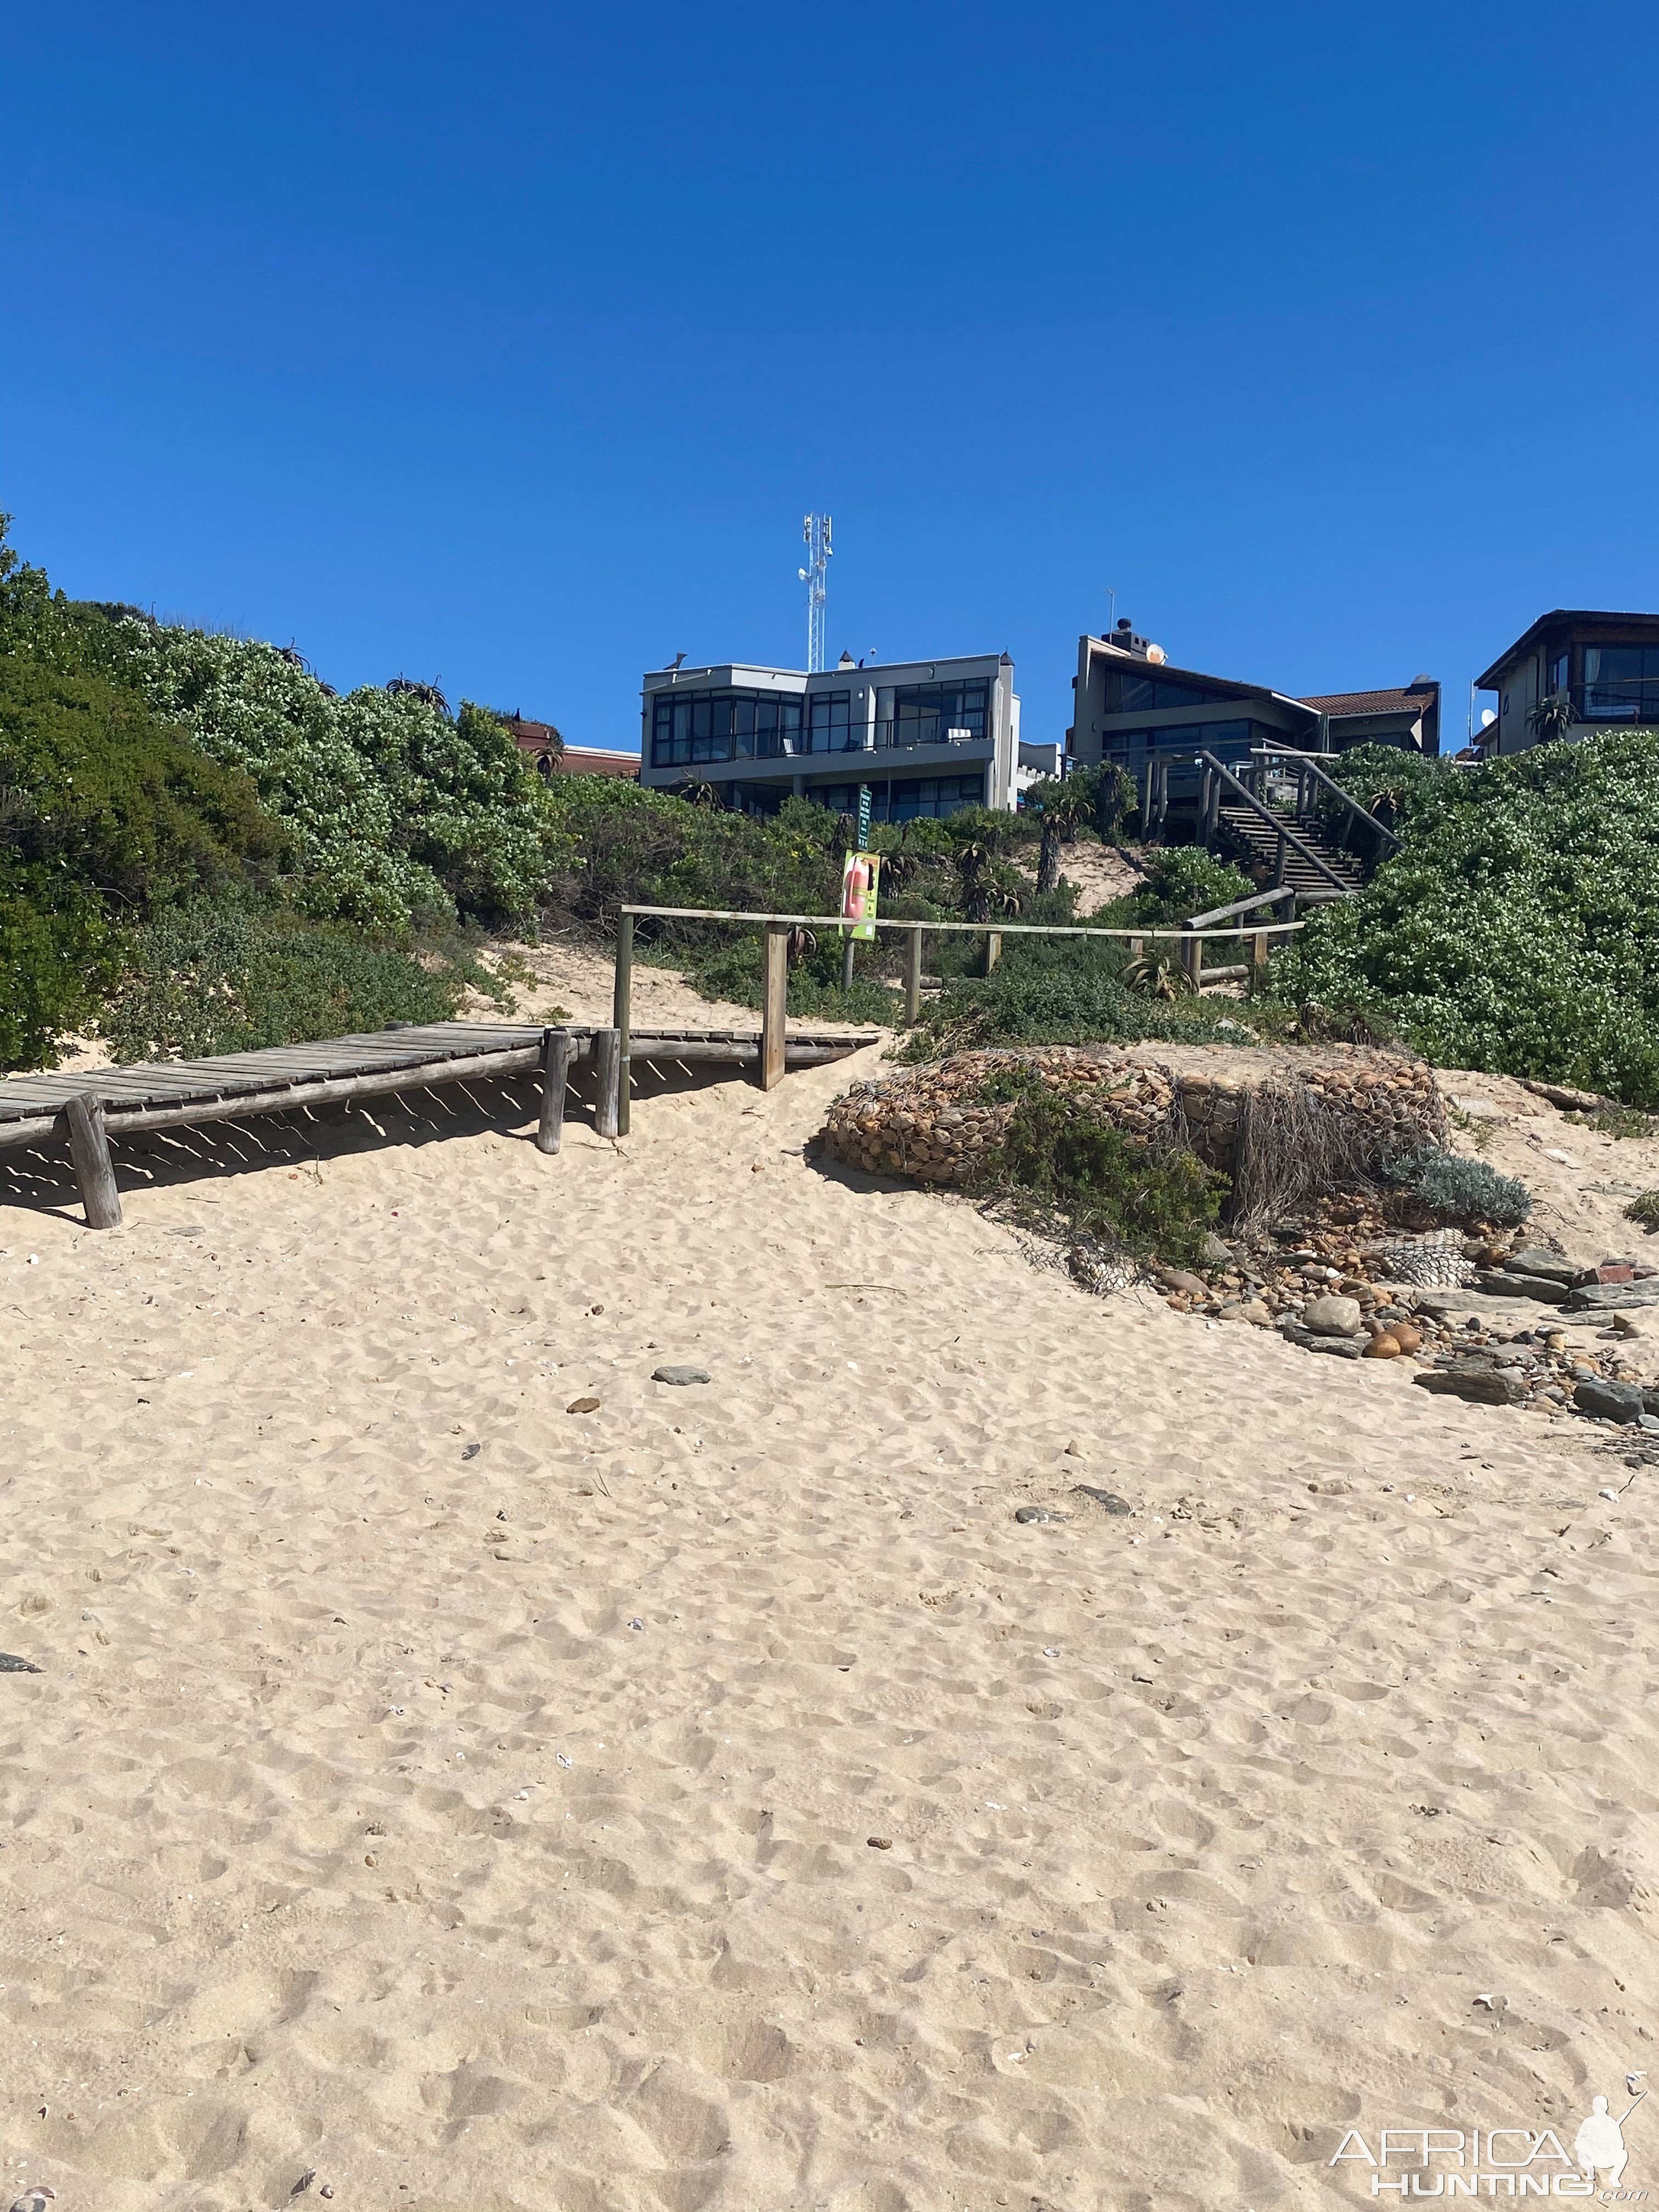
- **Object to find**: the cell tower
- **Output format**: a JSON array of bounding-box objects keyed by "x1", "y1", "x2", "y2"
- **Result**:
[{"x1": 799, "y1": 513, "x2": 832, "y2": 673}]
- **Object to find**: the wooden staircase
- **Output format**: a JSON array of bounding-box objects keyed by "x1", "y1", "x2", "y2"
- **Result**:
[
  {"x1": 1213, "y1": 795, "x2": 1364, "y2": 900},
  {"x1": 1170, "y1": 746, "x2": 1398, "y2": 902}
]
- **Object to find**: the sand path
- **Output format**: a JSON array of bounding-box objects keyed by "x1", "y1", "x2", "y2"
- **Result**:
[{"x1": 0, "y1": 1049, "x2": 1654, "y2": 2210}]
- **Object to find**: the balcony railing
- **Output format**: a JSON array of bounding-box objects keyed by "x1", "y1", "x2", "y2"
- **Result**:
[
  {"x1": 1571, "y1": 680, "x2": 1659, "y2": 725},
  {"x1": 650, "y1": 720, "x2": 991, "y2": 770}
]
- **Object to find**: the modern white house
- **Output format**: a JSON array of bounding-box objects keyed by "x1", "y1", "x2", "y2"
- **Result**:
[
  {"x1": 1476, "y1": 610, "x2": 1659, "y2": 754},
  {"x1": 638, "y1": 650, "x2": 1028, "y2": 820}
]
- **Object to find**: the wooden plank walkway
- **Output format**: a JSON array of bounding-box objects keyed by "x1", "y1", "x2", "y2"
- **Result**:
[{"x1": 0, "y1": 1019, "x2": 881, "y2": 1229}]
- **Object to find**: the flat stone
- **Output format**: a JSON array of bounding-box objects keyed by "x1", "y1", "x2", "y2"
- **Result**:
[
  {"x1": 0, "y1": 1653, "x2": 41, "y2": 1673},
  {"x1": 1155, "y1": 1268, "x2": 1209, "y2": 1298},
  {"x1": 1473, "y1": 1270, "x2": 1567, "y2": 1304},
  {"x1": 1562, "y1": 1280, "x2": 1659, "y2": 1313},
  {"x1": 1070, "y1": 1485, "x2": 1133, "y2": 1515},
  {"x1": 1575, "y1": 1377, "x2": 1646, "y2": 1425},
  {"x1": 1013, "y1": 1504, "x2": 1066, "y2": 1524},
  {"x1": 1414, "y1": 1369, "x2": 1527, "y2": 1406},
  {"x1": 1504, "y1": 1249, "x2": 1579, "y2": 1286},
  {"x1": 1281, "y1": 1325, "x2": 1367, "y2": 1359},
  {"x1": 652, "y1": 1365, "x2": 711, "y2": 1386}
]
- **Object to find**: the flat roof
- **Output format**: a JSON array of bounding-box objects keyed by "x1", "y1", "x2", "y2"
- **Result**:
[{"x1": 1476, "y1": 610, "x2": 1659, "y2": 690}]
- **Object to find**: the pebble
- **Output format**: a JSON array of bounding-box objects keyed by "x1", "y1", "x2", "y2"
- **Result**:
[
  {"x1": 461, "y1": 1442, "x2": 481, "y2": 1461},
  {"x1": 11, "y1": 2192, "x2": 56, "y2": 2212},
  {"x1": 1302, "y1": 1294, "x2": 1363, "y2": 1337},
  {"x1": 867, "y1": 1836, "x2": 893, "y2": 1850},
  {"x1": 566, "y1": 1396, "x2": 602, "y2": 1414},
  {"x1": 1070, "y1": 1485, "x2": 1134, "y2": 1515},
  {"x1": 652, "y1": 1365, "x2": 711, "y2": 1386},
  {"x1": 1013, "y1": 1504, "x2": 1065, "y2": 1524},
  {"x1": 0, "y1": 1654, "x2": 41, "y2": 1674}
]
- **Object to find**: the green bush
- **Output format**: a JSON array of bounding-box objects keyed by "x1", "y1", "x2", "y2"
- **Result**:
[
  {"x1": 678, "y1": 932, "x2": 899, "y2": 1025},
  {"x1": 1123, "y1": 846, "x2": 1252, "y2": 926},
  {"x1": 0, "y1": 651, "x2": 288, "y2": 1069},
  {"x1": 1271, "y1": 732, "x2": 1659, "y2": 1104},
  {"x1": 1383, "y1": 1144, "x2": 1532, "y2": 1228},
  {"x1": 0, "y1": 516, "x2": 555, "y2": 932},
  {"x1": 970, "y1": 1075, "x2": 1225, "y2": 1265},
  {"x1": 906, "y1": 930, "x2": 1259, "y2": 1054},
  {"x1": 0, "y1": 869, "x2": 117, "y2": 1070},
  {"x1": 0, "y1": 655, "x2": 283, "y2": 907},
  {"x1": 101, "y1": 904, "x2": 467, "y2": 1063}
]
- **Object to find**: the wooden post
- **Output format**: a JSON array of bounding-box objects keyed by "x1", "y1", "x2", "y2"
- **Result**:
[
  {"x1": 65, "y1": 1093, "x2": 121, "y2": 1229},
  {"x1": 904, "y1": 926, "x2": 923, "y2": 1024},
  {"x1": 985, "y1": 931, "x2": 1002, "y2": 975},
  {"x1": 840, "y1": 935, "x2": 855, "y2": 992},
  {"x1": 593, "y1": 1028, "x2": 622, "y2": 1139},
  {"x1": 535, "y1": 1027, "x2": 572, "y2": 1154},
  {"x1": 1128, "y1": 934, "x2": 1144, "y2": 962},
  {"x1": 1181, "y1": 930, "x2": 1203, "y2": 987},
  {"x1": 761, "y1": 923, "x2": 789, "y2": 1091},
  {"x1": 1251, "y1": 929, "x2": 1269, "y2": 981},
  {"x1": 612, "y1": 909, "x2": 633, "y2": 1138}
]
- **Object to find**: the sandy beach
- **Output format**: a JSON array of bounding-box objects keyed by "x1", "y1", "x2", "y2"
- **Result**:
[{"x1": 2, "y1": 1003, "x2": 1656, "y2": 2211}]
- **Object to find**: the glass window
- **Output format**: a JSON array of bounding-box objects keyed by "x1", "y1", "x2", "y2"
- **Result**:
[
  {"x1": 1102, "y1": 669, "x2": 1238, "y2": 715},
  {"x1": 804, "y1": 770, "x2": 986, "y2": 821},
  {"x1": 1548, "y1": 651, "x2": 1570, "y2": 696},
  {"x1": 879, "y1": 681, "x2": 990, "y2": 749},
  {"x1": 1581, "y1": 645, "x2": 1659, "y2": 722},
  {"x1": 651, "y1": 687, "x2": 804, "y2": 768},
  {"x1": 808, "y1": 691, "x2": 853, "y2": 751}
]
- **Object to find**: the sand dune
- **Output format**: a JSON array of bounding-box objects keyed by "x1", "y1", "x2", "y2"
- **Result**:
[{"x1": 0, "y1": 1035, "x2": 1654, "y2": 2211}]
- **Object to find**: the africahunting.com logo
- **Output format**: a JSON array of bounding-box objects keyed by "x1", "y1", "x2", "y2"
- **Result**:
[{"x1": 1331, "y1": 2081, "x2": 1648, "y2": 2198}]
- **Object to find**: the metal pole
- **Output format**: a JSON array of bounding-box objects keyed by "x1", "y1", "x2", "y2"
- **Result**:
[{"x1": 904, "y1": 926, "x2": 923, "y2": 1024}]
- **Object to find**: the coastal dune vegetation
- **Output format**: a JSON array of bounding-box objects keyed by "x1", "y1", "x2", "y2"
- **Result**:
[{"x1": 4, "y1": 516, "x2": 1659, "y2": 1118}]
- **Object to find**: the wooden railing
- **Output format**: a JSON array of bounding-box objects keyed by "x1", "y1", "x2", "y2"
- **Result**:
[{"x1": 611, "y1": 901, "x2": 1306, "y2": 1132}]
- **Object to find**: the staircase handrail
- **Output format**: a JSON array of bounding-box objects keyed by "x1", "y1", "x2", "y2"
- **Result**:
[
  {"x1": 1198, "y1": 752, "x2": 1355, "y2": 895},
  {"x1": 1250, "y1": 747, "x2": 1400, "y2": 857},
  {"x1": 1183, "y1": 885, "x2": 1299, "y2": 931}
]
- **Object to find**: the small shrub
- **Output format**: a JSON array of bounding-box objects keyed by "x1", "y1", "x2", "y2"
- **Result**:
[
  {"x1": 101, "y1": 904, "x2": 466, "y2": 1062},
  {"x1": 1124, "y1": 847, "x2": 1252, "y2": 926},
  {"x1": 1384, "y1": 1144, "x2": 1531, "y2": 1229},
  {"x1": 1626, "y1": 1190, "x2": 1659, "y2": 1232},
  {"x1": 972, "y1": 1083, "x2": 1226, "y2": 1266}
]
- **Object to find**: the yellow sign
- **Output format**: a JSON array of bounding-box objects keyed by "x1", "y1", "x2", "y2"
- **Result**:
[{"x1": 840, "y1": 850, "x2": 881, "y2": 941}]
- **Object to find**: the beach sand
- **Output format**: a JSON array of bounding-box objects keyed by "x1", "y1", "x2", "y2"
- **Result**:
[{"x1": 1, "y1": 1020, "x2": 1655, "y2": 2210}]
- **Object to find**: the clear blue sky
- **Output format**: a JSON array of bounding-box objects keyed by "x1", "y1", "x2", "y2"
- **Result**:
[{"x1": 4, "y1": 2, "x2": 1656, "y2": 757}]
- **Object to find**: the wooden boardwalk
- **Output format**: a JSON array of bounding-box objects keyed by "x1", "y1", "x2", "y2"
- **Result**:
[{"x1": 0, "y1": 1019, "x2": 879, "y2": 1229}]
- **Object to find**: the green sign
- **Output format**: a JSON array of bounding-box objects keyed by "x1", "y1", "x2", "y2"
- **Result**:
[{"x1": 857, "y1": 783, "x2": 872, "y2": 844}]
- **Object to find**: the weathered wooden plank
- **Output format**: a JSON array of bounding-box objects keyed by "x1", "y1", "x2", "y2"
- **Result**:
[
  {"x1": 592, "y1": 1029, "x2": 622, "y2": 1139},
  {"x1": 66, "y1": 1094, "x2": 122, "y2": 1229},
  {"x1": 760, "y1": 924, "x2": 789, "y2": 1092},
  {"x1": 537, "y1": 1028, "x2": 572, "y2": 1155},
  {"x1": 613, "y1": 910, "x2": 634, "y2": 1139}
]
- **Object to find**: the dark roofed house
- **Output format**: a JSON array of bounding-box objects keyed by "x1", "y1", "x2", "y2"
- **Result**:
[
  {"x1": 1299, "y1": 679, "x2": 1440, "y2": 757},
  {"x1": 1476, "y1": 611, "x2": 1659, "y2": 755},
  {"x1": 501, "y1": 713, "x2": 640, "y2": 781}
]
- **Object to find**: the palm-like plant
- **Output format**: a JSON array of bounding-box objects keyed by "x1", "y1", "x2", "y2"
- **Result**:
[
  {"x1": 1124, "y1": 951, "x2": 1197, "y2": 1001},
  {"x1": 1526, "y1": 690, "x2": 1576, "y2": 744},
  {"x1": 1025, "y1": 774, "x2": 1097, "y2": 893}
]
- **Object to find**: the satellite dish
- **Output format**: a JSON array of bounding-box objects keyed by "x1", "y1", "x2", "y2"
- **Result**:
[
  {"x1": 1480, "y1": 708, "x2": 1496, "y2": 728},
  {"x1": 1146, "y1": 643, "x2": 1166, "y2": 664}
]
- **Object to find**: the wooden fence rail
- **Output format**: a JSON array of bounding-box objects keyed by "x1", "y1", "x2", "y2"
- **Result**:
[{"x1": 609, "y1": 901, "x2": 1303, "y2": 1132}]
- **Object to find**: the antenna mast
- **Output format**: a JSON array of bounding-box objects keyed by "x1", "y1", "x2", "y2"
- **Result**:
[{"x1": 799, "y1": 514, "x2": 832, "y2": 673}]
